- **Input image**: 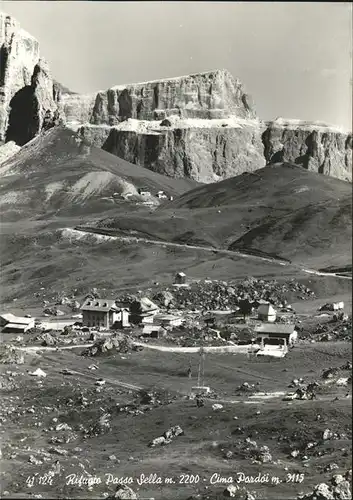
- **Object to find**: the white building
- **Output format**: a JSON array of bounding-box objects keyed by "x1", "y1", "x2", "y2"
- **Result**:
[
  {"x1": 81, "y1": 299, "x2": 129, "y2": 329},
  {"x1": 174, "y1": 272, "x2": 187, "y2": 285},
  {"x1": 154, "y1": 314, "x2": 183, "y2": 327},
  {"x1": 0, "y1": 313, "x2": 35, "y2": 333},
  {"x1": 254, "y1": 323, "x2": 298, "y2": 347}
]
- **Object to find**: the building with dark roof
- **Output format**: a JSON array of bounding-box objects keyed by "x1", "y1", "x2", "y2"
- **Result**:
[
  {"x1": 254, "y1": 323, "x2": 297, "y2": 347},
  {"x1": 81, "y1": 299, "x2": 129, "y2": 329}
]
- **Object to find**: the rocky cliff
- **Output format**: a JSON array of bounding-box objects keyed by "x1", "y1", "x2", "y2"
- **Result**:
[
  {"x1": 263, "y1": 119, "x2": 352, "y2": 182},
  {"x1": 0, "y1": 12, "x2": 62, "y2": 145},
  {"x1": 62, "y1": 70, "x2": 351, "y2": 183},
  {"x1": 63, "y1": 69, "x2": 256, "y2": 125},
  {"x1": 77, "y1": 116, "x2": 264, "y2": 183},
  {"x1": 1, "y1": 12, "x2": 351, "y2": 183},
  {"x1": 63, "y1": 70, "x2": 266, "y2": 182}
]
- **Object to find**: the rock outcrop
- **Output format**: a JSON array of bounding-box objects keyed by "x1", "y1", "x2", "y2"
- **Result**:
[
  {"x1": 63, "y1": 70, "x2": 266, "y2": 182},
  {"x1": 262, "y1": 119, "x2": 352, "y2": 182},
  {"x1": 0, "y1": 12, "x2": 62, "y2": 145},
  {"x1": 63, "y1": 70, "x2": 265, "y2": 182},
  {"x1": 63, "y1": 69, "x2": 256, "y2": 125},
  {"x1": 77, "y1": 116, "x2": 265, "y2": 183},
  {"x1": 62, "y1": 70, "x2": 351, "y2": 183}
]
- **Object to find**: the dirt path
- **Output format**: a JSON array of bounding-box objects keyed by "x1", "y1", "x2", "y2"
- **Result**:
[
  {"x1": 133, "y1": 342, "x2": 256, "y2": 354},
  {"x1": 70, "y1": 227, "x2": 352, "y2": 280},
  {"x1": 16, "y1": 344, "x2": 93, "y2": 352},
  {"x1": 16, "y1": 342, "x2": 257, "y2": 355},
  {"x1": 39, "y1": 351, "x2": 143, "y2": 392}
]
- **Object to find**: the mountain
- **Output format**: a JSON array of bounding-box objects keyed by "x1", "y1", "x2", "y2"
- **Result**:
[
  {"x1": 59, "y1": 68, "x2": 267, "y2": 184},
  {"x1": 92, "y1": 163, "x2": 352, "y2": 269},
  {"x1": 0, "y1": 126, "x2": 198, "y2": 221},
  {"x1": 263, "y1": 119, "x2": 352, "y2": 182},
  {"x1": 0, "y1": 12, "x2": 62, "y2": 145},
  {"x1": 1, "y1": 13, "x2": 351, "y2": 183}
]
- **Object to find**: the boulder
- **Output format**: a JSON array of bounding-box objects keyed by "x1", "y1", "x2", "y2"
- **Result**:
[
  {"x1": 223, "y1": 485, "x2": 239, "y2": 497},
  {"x1": 323, "y1": 429, "x2": 333, "y2": 440},
  {"x1": 149, "y1": 436, "x2": 166, "y2": 447},
  {"x1": 110, "y1": 485, "x2": 138, "y2": 499},
  {"x1": 163, "y1": 425, "x2": 184, "y2": 439},
  {"x1": 82, "y1": 334, "x2": 134, "y2": 356},
  {"x1": 39, "y1": 332, "x2": 56, "y2": 346},
  {"x1": 0, "y1": 346, "x2": 24, "y2": 365}
]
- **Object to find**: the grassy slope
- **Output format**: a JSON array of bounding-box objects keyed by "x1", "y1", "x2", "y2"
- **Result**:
[
  {"x1": 94, "y1": 164, "x2": 352, "y2": 268},
  {"x1": 0, "y1": 137, "x2": 351, "y2": 308},
  {"x1": 0, "y1": 126, "x2": 198, "y2": 220}
]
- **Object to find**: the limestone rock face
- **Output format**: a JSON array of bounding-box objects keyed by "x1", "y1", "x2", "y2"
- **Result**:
[
  {"x1": 0, "y1": 13, "x2": 62, "y2": 145},
  {"x1": 66, "y1": 70, "x2": 264, "y2": 183},
  {"x1": 0, "y1": 13, "x2": 39, "y2": 141},
  {"x1": 67, "y1": 76, "x2": 351, "y2": 183},
  {"x1": 61, "y1": 93, "x2": 96, "y2": 126},
  {"x1": 262, "y1": 119, "x2": 352, "y2": 182},
  {"x1": 63, "y1": 69, "x2": 256, "y2": 126},
  {"x1": 1, "y1": 12, "x2": 351, "y2": 184},
  {"x1": 78, "y1": 119, "x2": 265, "y2": 182}
]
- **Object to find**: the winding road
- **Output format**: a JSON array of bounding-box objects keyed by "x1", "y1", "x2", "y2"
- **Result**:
[{"x1": 67, "y1": 227, "x2": 352, "y2": 281}]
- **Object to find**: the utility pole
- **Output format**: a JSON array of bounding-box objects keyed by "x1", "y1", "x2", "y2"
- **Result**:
[{"x1": 197, "y1": 347, "x2": 205, "y2": 387}]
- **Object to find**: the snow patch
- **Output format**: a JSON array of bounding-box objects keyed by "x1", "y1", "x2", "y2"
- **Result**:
[
  {"x1": 270, "y1": 118, "x2": 349, "y2": 134},
  {"x1": 45, "y1": 182, "x2": 64, "y2": 201},
  {"x1": 61, "y1": 228, "x2": 117, "y2": 243},
  {"x1": 74, "y1": 116, "x2": 261, "y2": 134}
]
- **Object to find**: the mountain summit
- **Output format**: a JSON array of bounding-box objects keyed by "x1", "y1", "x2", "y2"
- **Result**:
[{"x1": 0, "y1": 12, "x2": 352, "y2": 182}]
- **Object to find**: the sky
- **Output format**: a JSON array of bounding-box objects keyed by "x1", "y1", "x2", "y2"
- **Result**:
[{"x1": 1, "y1": 1, "x2": 352, "y2": 129}]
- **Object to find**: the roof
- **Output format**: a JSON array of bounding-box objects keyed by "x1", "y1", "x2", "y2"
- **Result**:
[
  {"x1": 176, "y1": 272, "x2": 186, "y2": 277},
  {"x1": 1, "y1": 313, "x2": 15, "y2": 323},
  {"x1": 1, "y1": 313, "x2": 34, "y2": 325},
  {"x1": 81, "y1": 298, "x2": 118, "y2": 312},
  {"x1": 3, "y1": 322, "x2": 30, "y2": 330},
  {"x1": 132, "y1": 297, "x2": 159, "y2": 313},
  {"x1": 258, "y1": 304, "x2": 276, "y2": 315},
  {"x1": 254, "y1": 324, "x2": 296, "y2": 335}
]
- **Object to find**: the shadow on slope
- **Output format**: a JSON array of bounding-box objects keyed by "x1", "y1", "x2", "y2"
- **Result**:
[
  {"x1": 91, "y1": 164, "x2": 352, "y2": 268},
  {"x1": 0, "y1": 126, "x2": 198, "y2": 221}
]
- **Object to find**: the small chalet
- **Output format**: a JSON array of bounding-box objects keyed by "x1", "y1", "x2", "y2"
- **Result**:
[
  {"x1": 113, "y1": 308, "x2": 130, "y2": 329},
  {"x1": 142, "y1": 324, "x2": 166, "y2": 338},
  {"x1": 138, "y1": 187, "x2": 151, "y2": 196},
  {"x1": 254, "y1": 323, "x2": 297, "y2": 347},
  {"x1": 81, "y1": 299, "x2": 129, "y2": 329},
  {"x1": 257, "y1": 303, "x2": 277, "y2": 323},
  {"x1": 174, "y1": 272, "x2": 187, "y2": 285},
  {"x1": 154, "y1": 313, "x2": 183, "y2": 328},
  {"x1": 130, "y1": 297, "x2": 159, "y2": 325},
  {"x1": 156, "y1": 191, "x2": 168, "y2": 199},
  {"x1": 0, "y1": 313, "x2": 35, "y2": 333}
]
